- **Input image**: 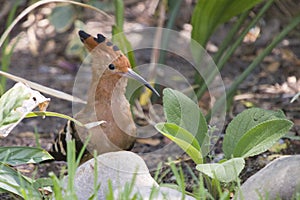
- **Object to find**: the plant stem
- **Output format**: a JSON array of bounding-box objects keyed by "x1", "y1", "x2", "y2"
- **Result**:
[
  {"x1": 112, "y1": 0, "x2": 136, "y2": 67},
  {"x1": 114, "y1": 0, "x2": 124, "y2": 29}
]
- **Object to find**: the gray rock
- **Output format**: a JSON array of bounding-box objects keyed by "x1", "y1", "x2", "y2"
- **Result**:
[
  {"x1": 238, "y1": 155, "x2": 300, "y2": 200},
  {"x1": 62, "y1": 151, "x2": 195, "y2": 200},
  {"x1": 114, "y1": 186, "x2": 195, "y2": 200}
]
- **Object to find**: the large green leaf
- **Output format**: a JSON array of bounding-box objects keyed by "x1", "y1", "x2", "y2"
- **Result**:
[
  {"x1": 223, "y1": 108, "x2": 293, "y2": 158},
  {"x1": 0, "y1": 84, "x2": 30, "y2": 127},
  {"x1": 0, "y1": 163, "x2": 40, "y2": 198},
  {"x1": 0, "y1": 147, "x2": 53, "y2": 166},
  {"x1": 162, "y1": 88, "x2": 209, "y2": 155},
  {"x1": 196, "y1": 157, "x2": 245, "y2": 183},
  {"x1": 191, "y1": 0, "x2": 263, "y2": 46},
  {"x1": 233, "y1": 119, "x2": 293, "y2": 158},
  {"x1": 155, "y1": 123, "x2": 203, "y2": 164}
]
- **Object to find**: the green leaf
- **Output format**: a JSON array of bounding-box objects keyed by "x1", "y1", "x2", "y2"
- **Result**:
[
  {"x1": 233, "y1": 119, "x2": 293, "y2": 158},
  {"x1": 191, "y1": 0, "x2": 263, "y2": 46},
  {"x1": 0, "y1": 84, "x2": 30, "y2": 126},
  {"x1": 0, "y1": 147, "x2": 53, "y2": 166},
  {"x1": 196, "y1": 157, "x2": 245, "y2": 183},
  {"x1": 223, "y1": 108, "x2": 285, "y2": 158},
  {"x1": 49, "y1": 4, "x2": 76, "y2": 33},
  {"x1": 223, "y1": 108, "x2": 293, "y2": 158},
  {"x1": 0, "y1": 163, "x2": 40, "y2": 198},
  {"x1": 155, "y1": 122, "x2": 203, "y2": 164},
  {"x1": 162, "y1": 88, "x2": 209, "y2": 155}
]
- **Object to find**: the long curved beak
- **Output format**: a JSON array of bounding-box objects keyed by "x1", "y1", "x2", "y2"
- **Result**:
[{"x1": 124, "y1": 68, "x2": 160, "y2": 97}]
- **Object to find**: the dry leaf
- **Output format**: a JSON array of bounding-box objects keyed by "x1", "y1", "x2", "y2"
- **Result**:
[
  {"x1": 136, "y1": 138, "x2": 161, "y2": 146},
  {"x1": 266, "y1": 61, "x2": 280, "y2": 73},
  {"x1": 243, "y1": 26, "x2": 260, "y2": 43}
]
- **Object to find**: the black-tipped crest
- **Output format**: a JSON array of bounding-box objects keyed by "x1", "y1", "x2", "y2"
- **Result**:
[
  {"x1": 78, "y1": 30, "x2": 91, "y2": 42},
  {"x1": 96, "y1": 34, "x2": 106, "y2": 43}
]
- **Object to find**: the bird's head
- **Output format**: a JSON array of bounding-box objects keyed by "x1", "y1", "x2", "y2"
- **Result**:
[{"x1": 78, "y1": 30, "x2": 159, "y2": 96}]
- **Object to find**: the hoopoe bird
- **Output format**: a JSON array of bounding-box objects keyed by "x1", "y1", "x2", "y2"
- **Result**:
[{"x1": 50, "y1": 30, "x2": 159, "y2": 161}]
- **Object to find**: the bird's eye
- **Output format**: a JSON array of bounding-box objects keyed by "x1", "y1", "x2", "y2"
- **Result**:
[{"x1": 108, "y1": 64, "x2": 115, "y2": 70}]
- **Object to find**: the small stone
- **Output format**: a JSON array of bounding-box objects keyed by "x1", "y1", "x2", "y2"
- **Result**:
[
  {"x1": 63, "y1": 151, "x2": 156, "y2": 199},
  {"x1": 63, "y1": 151, "x2": 195, "y2": 200},
  {"x1": 238, "y1": 155, "x2": 300, "y2": 200},
  {"x1": 125, "y1": 186, "x2": 196, "y2": 200}
]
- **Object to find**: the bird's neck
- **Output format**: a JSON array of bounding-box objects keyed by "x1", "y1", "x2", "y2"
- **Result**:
[
  {"x1": 77, "y1": 68, "x2": 128, "y2": 123},
  {"x1": 94, "y1": 72, "x2": 126, "y2": 103}
]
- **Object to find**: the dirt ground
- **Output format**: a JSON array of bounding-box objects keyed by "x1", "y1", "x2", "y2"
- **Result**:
[{"x1": 0, "y1": 0, "x2": 300, "y2": 195}]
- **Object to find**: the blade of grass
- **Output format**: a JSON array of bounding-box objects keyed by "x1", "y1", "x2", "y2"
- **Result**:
[
  {"x1": 196, "y1": 0, "x2": 274, "y2": 99},
  {"x1": 213, "y1": 11, "x2": 250, "y2": 64},
  {"x1": 33, "y1": 126, "x2": 41, "y2": 149},
  {"x1": 195, "y1": 10, "x2": 249, "y2": 90},
  {"x1": 106, "y1": 180, "x2": 114, "y2": 200},
  {"x1": 209, "y1": 13, "x2": 300, "y2": 119},
  {"x1": 148, "y1": 184, "x2": 159, "y2": 200},
  {"x1": 194, "y1": 175, "x2": 207, "y2": 199},
  {"x1": 191, "y1": 0, "x2": 263, "y2": 48},
  {"x1": 184, "y1": 162, "x2": 199, "y2": 186},
  {"x1": 117, "y1": 170, "x2": 138, "y2": 199},
  {"x1": 49, "y1": 172, "x2": 63, "y2": 199},
  {"x1": 153, "y1": 162, "x2": 163, "y2": 182},
  {"x1": 168, "y1": 159, "x2": 185, "y2": 198},
  {"x1": 226, "y1": 12, "x2": 300, "y2": 98},
  {"x1": 75, "y1": 133, "x2": 92, "y2": 167},
  {"x1": 88, "y1": 150, "x2": 100, "y2": 200},
  {"x1": 66, "y1": 140, "x2": 77, "y2": 199},
  {"x1": 216, "y1": 0, "x2": 274, "y2": 70},
  {"x1": 93, "y1": 150, "x2": 100, "y2": 200},
  {"x1": 156, "y1": 166, "x2": 171, "y2": 184}
]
